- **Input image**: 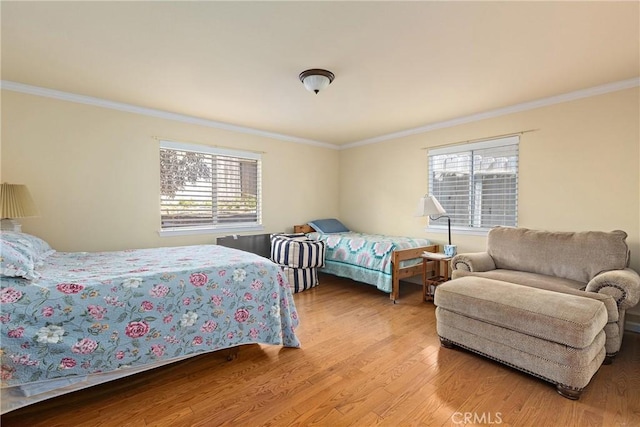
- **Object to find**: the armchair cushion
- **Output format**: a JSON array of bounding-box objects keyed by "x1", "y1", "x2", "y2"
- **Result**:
[
  {"x1": 452, "y1": 269, "x2": 618, "y2": 323},
  {"x1": 486, "y1": 227, "x2": 629, "y2": 283}
]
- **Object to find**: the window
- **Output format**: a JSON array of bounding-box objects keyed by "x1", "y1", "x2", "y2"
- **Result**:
[
  {"x1": 428, "y1": 136, "x2": 519, "y2": 231},
  {"x1": 159, "y1": 140, "x2": 262, "y2": 234}
]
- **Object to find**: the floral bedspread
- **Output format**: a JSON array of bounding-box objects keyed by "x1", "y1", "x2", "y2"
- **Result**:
[
  {"x1": 306, "y1": 232, "x2": 430, "y2": 293},
  {"x1": 0, "y1": 245, "x2": 300, "y2": 387}
]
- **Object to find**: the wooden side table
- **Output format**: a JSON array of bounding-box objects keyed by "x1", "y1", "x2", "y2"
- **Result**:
[{"x1": 421, "y1": 253, "x2": 452, "y2": 302}]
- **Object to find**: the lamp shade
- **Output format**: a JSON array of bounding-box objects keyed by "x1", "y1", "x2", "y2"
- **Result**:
[
  {"x1": 415, "y1": 195, "x2": 447, "y2": 217},
  {"x1": 0, "y1": 183, "x2": 38, "y2": 219},
  {"x1": 416, "y1": 194, "x2": 452, "y2": 245}
]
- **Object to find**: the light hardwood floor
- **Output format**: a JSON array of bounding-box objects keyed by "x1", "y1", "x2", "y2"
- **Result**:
[{"x1": 3, "y1": 274, "x2": 639, "y2": 426}]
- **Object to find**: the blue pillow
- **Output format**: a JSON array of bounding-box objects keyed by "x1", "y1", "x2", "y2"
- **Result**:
[
  {"x1": 1, "y1": 231, "x2": 55, "y2": 265},
  {"x1": 307, "y1": 218, "x2": 349, "y2": 234}
]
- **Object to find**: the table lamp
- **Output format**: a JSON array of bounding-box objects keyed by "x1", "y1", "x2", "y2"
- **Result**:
[
  {"x1": 416, "y1": 194, "x2": 451, "y2": 245},
  {"x1": 0, "y1": 183, "x2": 38, "y2": 232}
]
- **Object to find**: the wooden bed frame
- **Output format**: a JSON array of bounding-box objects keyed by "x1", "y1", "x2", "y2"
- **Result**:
[
  {"x1": 293, "y1": 225, "x2": 439, "y2": 301},
  {"x1": 391, "y1": 244, "x2": 439, "y2": 302}
]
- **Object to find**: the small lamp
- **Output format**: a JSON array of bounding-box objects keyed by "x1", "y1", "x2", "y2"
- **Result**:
[
  {"x1": 416, "y1": 194, "x2": 451, "y2": 245},
  {"x1": 0, "y1": 183, "x2": 38, "y2": 232}
]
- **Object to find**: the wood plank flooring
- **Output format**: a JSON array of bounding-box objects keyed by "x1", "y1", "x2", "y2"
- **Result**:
[{"x1": 2, "y1": 274, "x2": 639, "y2": 426}]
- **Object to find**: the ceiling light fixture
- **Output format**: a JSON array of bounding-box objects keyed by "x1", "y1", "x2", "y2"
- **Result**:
[{"x1": 299, "y1": 69, "x2": 335, "y2": 94}]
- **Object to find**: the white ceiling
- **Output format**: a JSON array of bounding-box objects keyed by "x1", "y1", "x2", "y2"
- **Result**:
[{"x1": 2, "y1": 1, "x2": 639, "y2": 147}]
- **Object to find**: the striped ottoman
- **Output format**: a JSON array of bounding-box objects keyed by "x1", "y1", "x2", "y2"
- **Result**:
[{"x1": 271, "y1": 233, "x2": 326, "y2": 293}]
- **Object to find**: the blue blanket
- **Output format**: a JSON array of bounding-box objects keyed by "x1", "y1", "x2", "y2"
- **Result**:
[{"x1": 306, "y1": 232, "x2": 430, "y2": 293}]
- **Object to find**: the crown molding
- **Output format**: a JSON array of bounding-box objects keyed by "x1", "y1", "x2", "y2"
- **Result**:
[
  {"x1": 342, "y1": 77, "x2": 640, "y2": 150},
  {"x1": 2, "y1": 77, "x2": 638, "y2": 151},
  {"x1": 0, "y1": 80, "x2": 339, "y2": 150}
]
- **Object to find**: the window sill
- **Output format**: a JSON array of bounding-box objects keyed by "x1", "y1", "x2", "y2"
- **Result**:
[{"x1": 159, "y1": 224, "x2": 265, "y2": 237}]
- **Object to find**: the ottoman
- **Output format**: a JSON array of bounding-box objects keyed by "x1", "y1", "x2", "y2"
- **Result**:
[
  {"x1": 270, "y1": 233, "x2": 326, "y2": 293},
  {"x1": 434, "y1": 277, "x2": 607, "y2": 399}
]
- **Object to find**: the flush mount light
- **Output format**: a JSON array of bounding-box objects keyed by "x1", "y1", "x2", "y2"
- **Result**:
[{"x1": 299, "y1": 69, "x2": 335, "y2": 94}]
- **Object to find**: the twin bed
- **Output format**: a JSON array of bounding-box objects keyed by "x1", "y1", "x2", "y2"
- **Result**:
[
  {"x1": 294, "y1": 219, "x2": 438, "y2": 301},
  {"x1": 0, "y1": 232, "x2": 299, "y2": 414}
]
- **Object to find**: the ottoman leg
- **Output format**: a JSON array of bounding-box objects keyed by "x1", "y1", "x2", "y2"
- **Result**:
[
  {"x1": 439, "y1": 337, "x2": 456, "y2": 349},
  {"x1": 556, "y1": 384, "x2": 582, "y2": 400}
]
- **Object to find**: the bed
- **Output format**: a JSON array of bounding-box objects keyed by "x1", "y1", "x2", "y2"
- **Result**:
[
  {"x1": 0, "y1": 231, "x2": 300, "y2": 414},
  {"x1": 294, "y1": 219, "x2": 438, "y2": 301}
]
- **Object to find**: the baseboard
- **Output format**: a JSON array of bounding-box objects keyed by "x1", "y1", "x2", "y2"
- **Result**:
[{"x1": 625, "y1": 313, "x2": 640, "y2": 333}]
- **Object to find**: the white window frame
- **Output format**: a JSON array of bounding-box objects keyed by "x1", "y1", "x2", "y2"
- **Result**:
[
  {"x1": 427, "y1": 135, "x2": 519, "y2": 235},
  {"x1": 158, "y1": 140, "x2": 263, "y2": 237}
]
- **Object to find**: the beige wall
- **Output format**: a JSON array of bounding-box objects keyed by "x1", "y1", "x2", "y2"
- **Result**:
[
  {"x1": 340, "y1": 87, "x2": 640, "y2": 274},
  {"x1": 2, "y1": 87, "x2": 639, "y2": 319},
  {"x1": 1, "y1": 91, "x2": 340, "y2": 251}
]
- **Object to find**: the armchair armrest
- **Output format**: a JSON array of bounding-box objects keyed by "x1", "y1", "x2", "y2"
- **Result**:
[
  {"x1": 451, "y1": 252, "x2": 496, "y2": 273},
  {"x1": 586, "y1": 268, "x2": 640, "y2": 310}
]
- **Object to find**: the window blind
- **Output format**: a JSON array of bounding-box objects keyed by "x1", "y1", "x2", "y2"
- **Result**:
[
  {"x1": 160, "y1": 140, "x2": 262, "y2": 230},
  {"x1": 428, "y1": 136, "x2": 519, "y2": 230}
]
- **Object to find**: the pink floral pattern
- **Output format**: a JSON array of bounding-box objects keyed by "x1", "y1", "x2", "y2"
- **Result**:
[
  {"x1": 0, "y1": 288, "x2": 23, "y2": 304},
  {"x1": 0, "y1": 245, "x2": 299, "y2": 387}
]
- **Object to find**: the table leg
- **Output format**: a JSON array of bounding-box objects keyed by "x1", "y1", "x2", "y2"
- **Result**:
[{"x1": 422, "y1": 258, "x2": 427, "y2": 301}]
